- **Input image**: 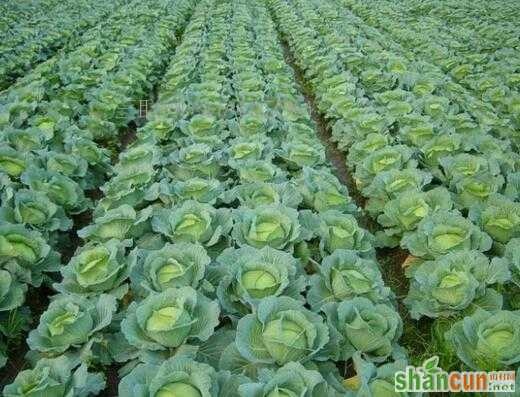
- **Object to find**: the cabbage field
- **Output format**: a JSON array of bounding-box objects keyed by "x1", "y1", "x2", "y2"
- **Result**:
[{"x1": 1, "y1": 0, "x2": 520, "y2": 395}]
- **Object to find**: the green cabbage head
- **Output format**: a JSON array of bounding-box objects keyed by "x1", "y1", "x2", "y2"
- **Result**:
[
  {"x1": 401, "y1": 210, "x2": 492, "y2": 259},
  {"x1": 238, "y1": 362, "x2": 338, "y2": 397},
  {"x1": 119, "y1": 356, "x2": 218, "y2": 397},
  {"x1": 308, "y1": 250, "x2": 390, "y2": 310},
  {"x1": 445, "y1": 309, "x2": 520, "y2": 370},
  {"x1": 2, "y1": 355, "x2": 105, "y2": 397},
  {"x1": 232, "y1": 205, "x2": 301, "y2": 251},
  {"x1": 121, "y1": 287, "x2": 220, "y2": 351},
  {"x1": 322, "y1": 297, "x2": 403, "y2": 362},
  {"x1": 130, "y1": 242, "x2": 210, "y2": 297},
  {"x1": 152, "y1": 201, "x2": 232, "y2": 248},
  {"x1": 215, "y1": 246, "x2": 306, "y2": 316},
  {"x1": 405, "y1": 250, "x2": 510, "y2": 319},
  {"x1": 27, "y1": 294, "x2": 116, "y2": 354},
  {"x1": 236, "y1": 296, "x2": 329, "y2": 365}
]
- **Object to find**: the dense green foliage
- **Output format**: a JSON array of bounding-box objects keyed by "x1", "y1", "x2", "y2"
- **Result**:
[{"x1": 1, "y1": 0, "x2": 519, "y2": 395}]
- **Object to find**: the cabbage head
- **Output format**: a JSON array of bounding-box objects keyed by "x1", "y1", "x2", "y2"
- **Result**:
[
  {"x1": 322, "y1": 297, "x2": 402, "y2": 362},
  {"x1": 0, "y1": 223, "x2": 58, "y2": 286},
  {"x1": 224, "y1": 182, "x2": 302, "y2": 209},
  {"x1": 276, "y1": 140, "x2": 326, "y2": 170},
  {"x1": 343, "y1": 352, "x2": 412, "y2": 397},
  {"x1": 152, "y1": 201, "x2": 232, "y2": 248},
  {"x1": 469, "y1": 194, "x2": 520, "y2": 245},
  {"x1": 445, "y1": 309, "x2": 520, "y2": 370},
  {"x1": 2, "y1": 355, "x2": 105, "y2": 397},
  {"x1": 21, "y1": 168, "x2": 89, "y2": 213},
  {"x1": 300, "y1": 210, "x2": 374, "y2": 257},
  {"x1": 231, "y1": 160, "x2": 286, "y2": 184},
  {"x1": 172, "y1": 178, "x2": 224, "y2": 204},
  {"x1": 167, "y1": 143, "x2": 223, "y2": 180},
  {"x1": 353, "y1": 145, "x2": 415, "y2": 189},
  {"x1": 232, "y1": 205, "x2": 301, "y2": 251},
  {"x1": 0, "y1": 145, "x2": 30, "y2": 177},
  {"x1": 239, "y1": 362, "x2": 340, "y2": 397},
  {"x1": 119, "y1": 356, "x2": 219, "y2": 397},
  {"x1": 297, "y1": 167, "x2": 357, "y2": 213},
  {"x1": 401, "y1": 210, "x2": 492, "y2": 259},
  {"x1": 54, "y1": 239, "x2": 134, "y2": 297},
  {"x1": 308, "y1": 250, "x2": 391, "y2": 311},
  {"x1": 405, "y1": 250, "x2": 510, "y2": 319},
  {"x1": 363, "y1": 168, "x2": 432, "y2": 215},
  {"x1": 121, "y1": 287, "x2": 219, "y2": 351},
  {"x1": 11, "y1": 189, "x2": 72, "y2": 231},
  {"x1": 78, "y1": 205, "x2": 146, "y2": 241},
  {"x1": 27, "y1": 293, "x2": 117, "y2": 354},
  {"x1": 130, "y1": 242, "x2": 210, "y2": 297},
  {"x1": 215, "y1": 246, "x2": 306, "y2": 316},
  {"x1": 377, "y1": 187, "x2": 453, "y2": 242},
  {"x1": 236, "y1": 296, "x2": 329, "y2": 365}
]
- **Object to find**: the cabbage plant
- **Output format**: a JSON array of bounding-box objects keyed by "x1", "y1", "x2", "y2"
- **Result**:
[
  {"x1": 78, "y1": 205, "x2": 149, "y2": 241},
  {"x1": 239, "y1": 361, "x2": 340, "y2": 397},
  {"x1": 376, "y1": 187, "x2": 453, "y2": 246},
  {"x1": 0, "y1": 223, "x2": 59, "y2": 286},
  {"x1": 227, "y1": 136, "x2": 273, "y2": 163},
  {"x1": 347, "y1": 133, "x2": 391, "y2": 164},
  {"x1": 469, "y1": 194, "x2": 520, "y2": 245},
  {"x1": 401, "y1": 210, "x2": 492, "y2": 259},
  {"x1": 450, "y1": 172, "x2": 505, "y2": 210},
  {"x1": 152, "y1": 201, "x2": 232, "y2": 248},
  {"x1": 353, "y1": 145, "x2": 415, "y2": 189},
  {"x1": 297, "y1": 167, "x2": 357, "y2": 213},
  {"x1": 27, "y1": 293, "x2": 117, "y2": 354},
  {"x1": 405, "y1": 250, "x2": 510, "y2": 319},
  {"x1": 232, "y1": 205, "x2": 302, "y2": 251},
  {"x1": 215, "y1": 246, "x2": 306, "y2": 316},
  {"x1": 362, "y1": 168, "x2": 432, "y2": 215},
  {"x1": 236, "y1": 296, "x2": 329, "y2": 365},
  {"x1": 445, "y1": 309, "x2": 520, "y2": 370},
  {"x1": 130, "y1": 242, "x2": 210, "y2": 297},
  {"x1": 21, "y1": 168, "x2": 89, "y2": 213},
  {"x1": 2, "y1": 355, "x2": 105, "y2": 397},
  {"x1": 223, "y1": 182, "x2": 302, "y2": 209},
  {"x1": 231, "y1": 160, "x2": 286, "y2": 184},
  {"x1": 276, "y1": 139, "x2": 326, "y2": 170},
  {"x1": 167, "y1": 143, "x2": 223, "y2": 180},
  {"x1": 54, "y1": 239, "x2": 134, "y2": 297},
  {"x1": 119, "y1": 355, "x2": 226, "y2": 397},
  {"x1": 6, "y1": 189, "x2": 72, "y2": 232},
  {"x1": 322, "y1": 297, "x2": 403, "y2": 363},
  {"x1": 300, "y1": 210, "x2": 374, "y2": 257},
  {"x1": 308, "y1": 250, "x2": 391, "y2": 310},
  {"x1": 121, "y1": 287, "x2": 219, "y2": 351},
  {"x1": 0, "y1": 145, "x2": 31, "y2": 177},
  {"x1": 343, "y1": 353, "x2": 413, "y2": 397},
  {"x1": 172, "y1": 177, "x2": 224, "y2": 204},
  {"x1": 420, "y1": 134, "x2": 462, "y2": 168}
]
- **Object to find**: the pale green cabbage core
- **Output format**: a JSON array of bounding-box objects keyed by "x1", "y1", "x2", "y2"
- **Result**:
[{"x1": 155, "y1": 382, "x2": 202, "y2": 397}]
